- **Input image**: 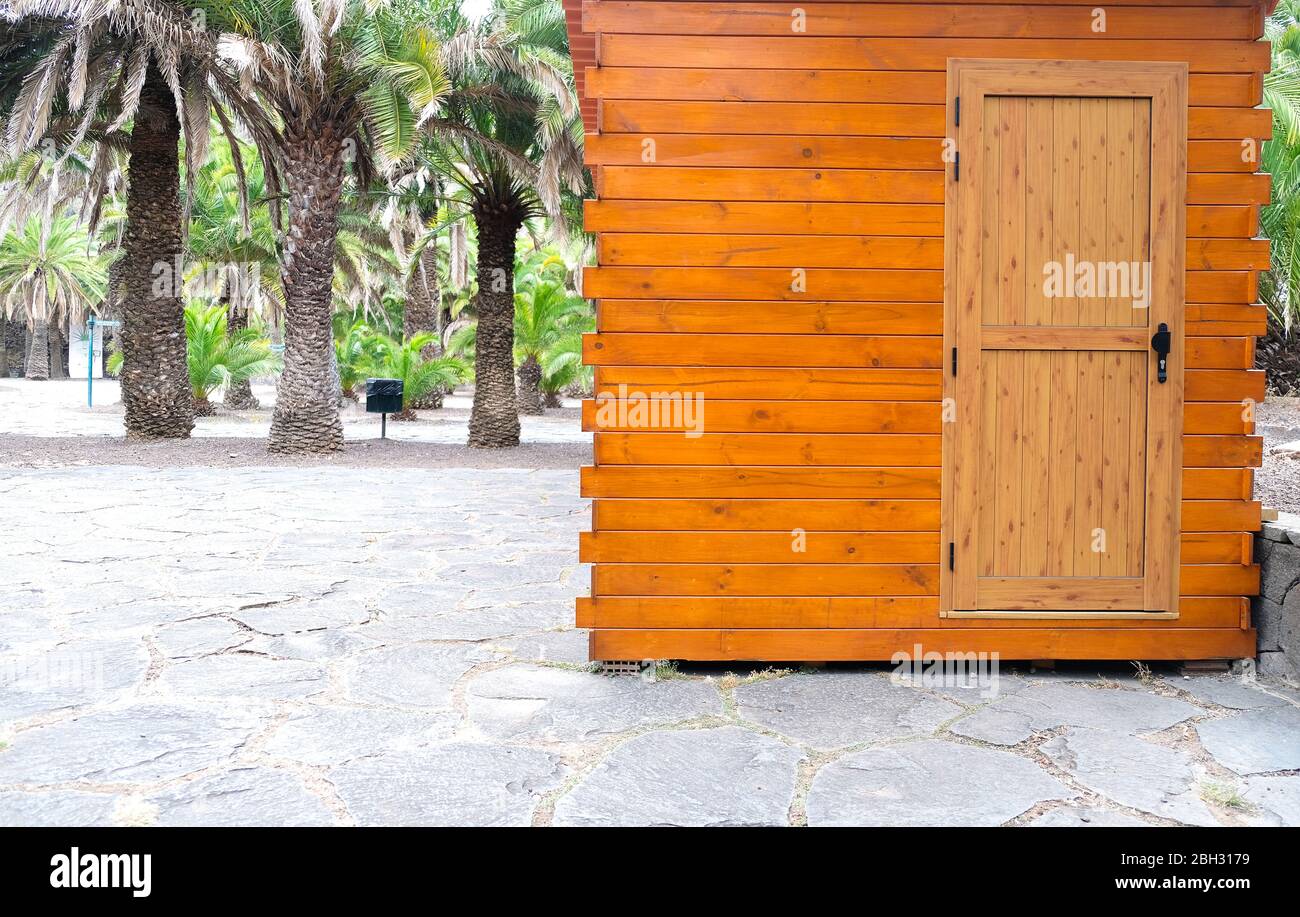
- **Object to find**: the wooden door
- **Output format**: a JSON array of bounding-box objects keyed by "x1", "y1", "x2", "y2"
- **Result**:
[{"x1": 943, "y1": 60, "x2": 1187, "y2": 617}]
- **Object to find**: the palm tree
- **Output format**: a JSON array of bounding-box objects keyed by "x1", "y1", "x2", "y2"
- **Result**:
[
  {"x1": 0, "y1": 0, "x2": 245, "y2": 436},
  {"x1": 360, "y1": 330, "x2": 467, "y2": 420},
  {"x1": 196, "y1": 0, "x2": 450, "y2": 453},
  {"x1": 421, "y1": 0, "x2": 585, "y2": 446},
  {"x1": 0, "y1": 213, "x2": 106, "y2": 379},
  {"x1": 511, "y1": 256, "x2": 587, "y2": 413}
]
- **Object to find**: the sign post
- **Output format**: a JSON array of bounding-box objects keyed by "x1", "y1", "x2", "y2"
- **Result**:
[{"x1": 86, "y1": 317, "x2": 120, "y2": 407}]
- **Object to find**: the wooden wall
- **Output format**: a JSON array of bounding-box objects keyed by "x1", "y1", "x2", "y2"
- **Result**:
[{"x1": 574, "y1": 0, "x2": 1269, "y2": 661}]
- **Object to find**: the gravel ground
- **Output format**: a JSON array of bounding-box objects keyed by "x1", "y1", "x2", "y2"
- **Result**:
[
  {"x1": 1254, "y1": 397, "x2": 1300, "y2": 514},
  {"x1": 0, "y1": 433, "x2": 591, "y2": 469}
]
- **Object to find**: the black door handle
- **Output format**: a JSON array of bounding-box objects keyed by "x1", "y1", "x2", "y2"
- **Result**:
[{"x1": 1150, "y1": 322, "x2": 1171, "y2": 384}]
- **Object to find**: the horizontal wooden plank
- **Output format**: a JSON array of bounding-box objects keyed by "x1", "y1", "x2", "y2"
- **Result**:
[
  {"x1": 583, "y1": 398, "x2": 943, "y2": 432},
  {"x1": 584, "y1": 398, "x2": 1247, "y2": 435},
  {"x1": 1183, "y1": 401, "x2": 1256, "y2": 434},
  {"x1": 581, "y1": 531, "x2": 1251, "y2": 567},
  {"x1": 593, "y1": 562, "x2": 941, "y2": 596},
  {"x1": 585, "y1": 268, "x2": 944, "y2": 301},
  {"x1": 1182, "y1": 434, "x2": 1263, "y2": 467},
  {"x1": 1188, "y1": 173, "x2": 1272, "y2": 204},
  {"x1": 586, "y1": 67, "x2": 1260, "y2": 107},
  {"x1": 592, "y1": 496, "x2": 943, "y2": 529},
  {"x1": 597, "y1": 36, "x2": 1271, "y2": 72},
  {"x1": 588, "y1": 134, "x2": 1260, "y2": 173},
  {"x1": 1183, "y1": 468, "x2": 1253, "y2": 500},
  {"x1": 1181, "y1": 532, "x2": 1253, "y2": 564},
  {"x1": 585, "y1": 200, "x2": 1258, "y2": 239},
  {"x1": 577, "y1": 595, "x2": 1248, "y2": 629},
  {"x1": 585, "y1": 332, "x2": 942, "y2": 366},
  {"x1": 596, "y1": 299, "x2": 943, "y2": 334},
  {"x1": 599, "y1": 101, "x2": 1269, "y2": 141},
  {"x1": 580, "y1": 530, "x2": 940, "y2": 563},
  {"x1": 594, "y1": 432, "x2": 942, "y2": 465},
  {"x1": 584, "y1": 332, "x2": 1251, "y2": 368},
  {"x1": 584, "y1": 2, "x2": 1258, "y2": 39},
  {"x1": 1185, "y1": 369, "x2": 1266, "y2": 402},
  {"x1": 1181, "y1": 564, "x2": 1261, "y2": 595},
  {"x1": 977, "y1": 576, "x2": 1145, "y2": 610},
  {"x1": 1187, "y1": 336, "x2": 1255, "y2": 368},
  {"x1": 589, "y1": 562, "x2": 1256, "y2": 598},
  {"x1": 598, "y1": 168, "x2": 1271, "y2": 204},
  {"x1": 598, "y1": 233, "x2": 945, "y2": 268},
  {"x1": 600, "y1": 234, "x2": 1266, "y2": 272},
  {"x1": 1186, "y1": 304, "x2": 1268, "y2": 336},
  {"x1": 588, "y1": 468, "x2": 1249, "y2": 502},
  {"x1": 585, "y1": 200, "x2": 945, "y2": 235},
  {"x1": 587, "y1": 627, "x2": 1257, "y2": 661},
  {"x1": 1182, "y1": 500, "x2": 1262, "y2": 531},
  {"x1": 593, "y1": 367, "x2": 943, "y2": 400},
  {"x1": 597, "y1": 166, "x2": 943, "y2": 202},
  {"x1": 585, "y1": 465, "x2": 942, "y2": 498}
]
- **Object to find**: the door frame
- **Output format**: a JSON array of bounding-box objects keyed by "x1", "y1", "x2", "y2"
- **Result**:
[{"x1": 939, "y1": 59, "x2": 1188, "y2": 619}]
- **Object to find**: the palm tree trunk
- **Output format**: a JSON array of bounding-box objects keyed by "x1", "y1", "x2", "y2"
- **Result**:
[
  {"x1": 223, "y1": 295, "x2": 260, "y2": 410},
  {"x1": 25, "y1": 321, "x2": 49, "y2": 380},
  {"x1": 120, "y1": 64, "x2": 194, "y2": 438},
  {"x1": 468, "y1": 209, "x2": 522, "y2": 448},
  {"x1": 404, "y1": 243, "x2": 443, "y2": 409},
  {"x1": 267, "y1": 114, "x2": 345, "y2": 454},
  {"x1": 49, "y1": 320, "x2": 66, "y2": 379},
  {"x1": 0, "y1": 313, "x2": 8, "y2": 378},
  {"x1": 516, "y1": 353, "x2": 543, "y2": 415}
]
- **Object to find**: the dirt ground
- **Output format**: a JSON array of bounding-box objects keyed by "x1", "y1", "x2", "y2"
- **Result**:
[{"x1": 1253, "y1": 397, "x2": 1300, "y2": 514}]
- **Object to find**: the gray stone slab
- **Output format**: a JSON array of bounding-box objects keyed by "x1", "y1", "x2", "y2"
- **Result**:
[
  {"x1": 1041, "y1": 728, "x2": 1218, "y2": 826},
  {"x1": 0, "y1": 703, "x2": 260, "y2": 784},
  {"x1": 1196, "y1": 706, "x2": 1300, "y2": 774},
  {"x1": 949, "y1": 683, "x2": 1199, "y2": 745},
  {"x1": 807, "y1": 739, "x2": 1070, "y2": 826},
  {"x1": 0, "y1": 790, "x2": 117, "y2": 827},
  {"x1": 160, "y1": 654, "x2": 329, "y2": 702},
  {"x1": 466, "y1": 664, "x2": 722, "y2": 743},
  {"x1": 0, "y1": 637, "x2": 150, "y2": 724},
  {"x1": 231, "y1": 591, "x2": 371, "y2": 635},
  {"x1": 246, "y1": 629, "x2": 377, "y2": 661},
  {"x1": 1027, "y1": 806, "x2": 1151, "y2": 827},
  {"x1": 329, "y1": 743, "x2": 565, "y2": 826},
  {"x1": 153, "y1": 617, "x2": 251, "y2": 659},
  {"x1": 346, "y1": 644, "x2": 491, "y2": 709},
  {"x1": 1160, "y1": 675, "x2": 1289, "y2": 710},
  {"x1": 735, "y1": 673, "x2": 962, "y2": 749},
  {"x1": 149, "y1": 767, "x2": 334, "y2": 826},
  {"x1": 263, "y1": 706, "x2": 460, "y2": 766},
  {"x1": 554, "y1": 727, "x2": 802, "y2": 827},
  {"x1": 494, "y1": 629, "x2": 591, "y2": 666},
  {"x1": 1243, "y1": 775, "x2": 1300, "y2": 826}
]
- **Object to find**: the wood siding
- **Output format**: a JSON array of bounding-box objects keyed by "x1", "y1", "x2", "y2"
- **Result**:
[{"x1": 576, "y1": 0, "x2": 1268, "y2": 661}]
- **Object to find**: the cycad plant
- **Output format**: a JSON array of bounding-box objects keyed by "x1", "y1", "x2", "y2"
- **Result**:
[
  {"x1": 361, "y1": 331, "x2": 467, "y2": 420},
  {"x1": 333, "y1": 317, "x2": 382, "y2": 402},
  {"x1": 511, "y1": 260, "x2": 588, "y2": 413},
  {"x1": 0, "y1": 214, "x2": 106, "y2": 380},
  {"x1": 109, "y1": 302, "x2": 279, "y2": 414}
]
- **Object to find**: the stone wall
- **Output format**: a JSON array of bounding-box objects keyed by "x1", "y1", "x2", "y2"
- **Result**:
[{"x1": 1255, "y1": 514, "x2": 1300, "y2": 683}]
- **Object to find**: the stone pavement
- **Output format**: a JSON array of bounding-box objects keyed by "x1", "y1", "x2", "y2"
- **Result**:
[{"x1": 2, "y1": 465, "x2": 1299, "y2": 827}]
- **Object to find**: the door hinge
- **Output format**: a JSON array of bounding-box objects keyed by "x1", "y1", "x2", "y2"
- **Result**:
[
  {"x1": 954, "y1": 96, "x2": 960, "y2": 126},
  {"x1": 954, "y1": 151, "x2": 960, "y2": 182},
  {"x1": 951, "y1": 347, "x2": 958, "y2": 375},
  {"x1": 948, "y1": 542, "x2": 955, "y2": 571}
]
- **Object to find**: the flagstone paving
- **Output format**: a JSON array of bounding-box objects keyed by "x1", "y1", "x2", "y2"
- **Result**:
[{"x1": 2, "y1": 464, "x2": 1299, "y2": 827}]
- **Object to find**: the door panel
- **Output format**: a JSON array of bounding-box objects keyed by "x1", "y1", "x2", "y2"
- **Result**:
[{"x1": 944, "y1": 60, "x2": 1186, "y2": 617}]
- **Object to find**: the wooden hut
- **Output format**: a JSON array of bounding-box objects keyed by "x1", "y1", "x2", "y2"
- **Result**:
[{"x1": 568, "y1": 0, "x2": 1273, "y2": 663}]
